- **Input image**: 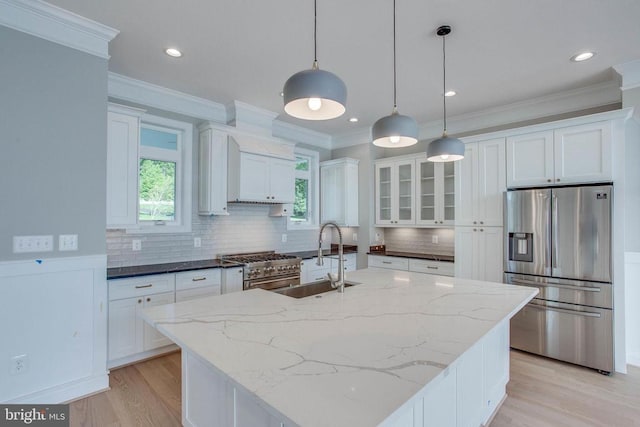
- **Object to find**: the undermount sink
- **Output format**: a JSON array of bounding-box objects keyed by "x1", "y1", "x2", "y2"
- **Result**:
[{"x1": 275, "y1": 280, "x2": 359, "y2": 299}]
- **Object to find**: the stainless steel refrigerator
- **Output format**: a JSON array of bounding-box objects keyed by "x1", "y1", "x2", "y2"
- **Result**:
[{"x1": 504, "y1": 184, "x2": 613, "y2": 373}]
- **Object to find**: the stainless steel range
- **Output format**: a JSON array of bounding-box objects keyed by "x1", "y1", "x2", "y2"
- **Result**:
[{"x1": 220, "y1": 251, "x2": 301, "y2": 291}]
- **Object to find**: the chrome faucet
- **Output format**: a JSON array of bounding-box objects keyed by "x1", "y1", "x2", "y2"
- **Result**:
[{"x1": 317, "y1": 222, "x2": 345, "y2": 292}]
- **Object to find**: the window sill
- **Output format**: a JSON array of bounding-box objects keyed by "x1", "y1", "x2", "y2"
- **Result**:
[{"x1": 125, "y1": 223, "x2": 192, "y2": 234}]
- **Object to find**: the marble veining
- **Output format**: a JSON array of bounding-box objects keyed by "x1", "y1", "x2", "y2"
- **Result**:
[{"x1": 140, "y1": 268, "x2": 537, "y2": 427}]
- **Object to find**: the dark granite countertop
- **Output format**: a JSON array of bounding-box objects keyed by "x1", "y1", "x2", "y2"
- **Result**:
[
  {"x1": 368, "y1": 251, "x2": 455, "y2": 263},
  {"x1": 285, "y1": 244, "x2": 358, "y2": 260},
  {"x1": 107, "y1": 259, "x2": 242, "y2": 280}
]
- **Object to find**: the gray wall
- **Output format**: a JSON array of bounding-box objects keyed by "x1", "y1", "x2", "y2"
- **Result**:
[
  {"x1": 0, "y1": 27, "x2": 108, "y2": 260},
  {"x1": 623, "y1": 88, "x2": 640, "y2": 252}
]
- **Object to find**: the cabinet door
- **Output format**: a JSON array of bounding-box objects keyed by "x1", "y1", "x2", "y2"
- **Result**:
[
  {"x1": 454, "y1": 227, "x2": 476, "y2": 279},
  {"x1": 269, "y1": 158, "x2": 295, "y2": 203},
  {"x1": 506, "y1": 131, "x2": 554, "y2": 188},
  {"x1": 176, "y1": 286, "x2": 220, "y2": 302},
  {"x1": 477, "y1": 138, "x2": 506, "y2": 227},
  {"x1": 477, "y1": 227, "x2": 504, "y2": 283},
  {"x1": 108, "y1": 296, "x2": 143, "y2": 360},
  {"x1": 107, "y1": 108, "x2": 140, "y2": 228},
  {"x1": 321, "y1": 163, "x2": 343, "y2": 224},
  {"x1": 238, "y1": 153, "x2": 270, "y2": 202},
  {"x1": 554, "y1": 121, "x2": 612, "y2": 185},
  {"x1": 143, "y1": 291, "x2": 175, "y2": 351},
  {"x1": 396, "y1": 160, "x2": 416, "y2": 224},
  {"x1": 198, "y1": 126, "x2": 228, "y2": 215},
  {"x1": 222, "y1": 267, "x2": 244, "y2": 293},
  {"x1": 417, "y1": 159, "x2": 438, "y2": 225},
  {"x1": 441, "y1": 161, "x2": 456, "y2": 225},
  {"x1": 375, "y1": 162, "x2": 394, "y2": 224},
  {"x1": 455, "y1": 143, "x2": 478, "y2": 226}
]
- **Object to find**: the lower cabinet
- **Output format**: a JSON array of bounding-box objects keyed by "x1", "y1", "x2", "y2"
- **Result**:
[
  {"x1": 300, "y1": 253, "x2": 357, "y2": 284},
  {"x1": 107, "y1": 274, "x2": 177, "y2": 366},
  {"x1": 222, "y1": 266, "x2": 244, "y2": 293},
  {"x1": 367, "y1": 255, "x2": 455, "y2": 277},
  {"x1": 454, "y1": 226, "x2": 503, "y2": 282}
]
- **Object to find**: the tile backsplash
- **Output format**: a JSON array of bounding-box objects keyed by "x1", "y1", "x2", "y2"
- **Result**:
[
  {"x1": 107, "y1": 204, "x2": 327, "y2": 267},
  {"x1": 383, "y1": 228, "x2": 454, "y2": 256}
]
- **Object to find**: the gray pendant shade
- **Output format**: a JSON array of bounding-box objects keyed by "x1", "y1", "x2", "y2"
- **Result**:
[
  {"x1": 283, "y1": 65, "x2": 347, "y2": 120},
  {"x1": 372, "y1": 111, "x2": 419, "y2": 148},
  {"x1": 426, "y1": 135, "x2": 465, "y2": 162}
]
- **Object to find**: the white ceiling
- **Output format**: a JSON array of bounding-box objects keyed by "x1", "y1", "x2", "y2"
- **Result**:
[{"x1": 48, "y1": 0, "x2": 640, "y2": 137}]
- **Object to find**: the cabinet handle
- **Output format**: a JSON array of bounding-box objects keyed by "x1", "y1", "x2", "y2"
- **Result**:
[
  {"x1": 427, "y1": 266, "x2": 438, "y2": 270},
  {"x1": 192, "y1": 277, "x2": 207, "y2": 282},
  {"x1": 137, "y1": 299, "x2": 142, "y2": 304},
  {"x1": 382, "y1": 261, "x2": 392, "y2": 264},
  {"x1": 135, "y1": 284, "x2": 153, "y2": 289}
]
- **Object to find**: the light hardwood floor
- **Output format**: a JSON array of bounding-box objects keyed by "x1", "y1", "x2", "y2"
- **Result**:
[{"x1": 69, "y1": 350, "x2": 640, "y2": 427}]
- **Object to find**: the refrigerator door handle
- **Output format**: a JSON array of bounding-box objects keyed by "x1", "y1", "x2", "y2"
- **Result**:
[
  {"x1": 511, "y1": 278, "x2": 601, "y2": 293},
  {"x1": 551, "y1": 192, "x2": 558, "y2": 271},
  {"x1": 526, "y1": 303, "x2": 601, "y2": 318}
]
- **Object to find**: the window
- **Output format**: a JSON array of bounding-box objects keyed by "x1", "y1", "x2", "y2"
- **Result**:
[
  {"x1": 289, "y1": 148, "x2": 319, "y2": 229},
  {"x1": 132, "y1": 115, "x2": 192, "y2": 233}
]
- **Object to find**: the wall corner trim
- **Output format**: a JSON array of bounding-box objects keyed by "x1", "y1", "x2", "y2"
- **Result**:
[{"x1": 0, "y1": 0, "x2": 118, "y2": 59}]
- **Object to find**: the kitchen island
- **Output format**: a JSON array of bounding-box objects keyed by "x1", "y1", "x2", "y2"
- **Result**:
[{"x1": 140, "y1": 268, "x2": 537, "y2": 427}]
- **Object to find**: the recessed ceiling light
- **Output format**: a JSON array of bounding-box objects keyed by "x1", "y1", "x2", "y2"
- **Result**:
[
  {"x1": 165, "y1": 48, "x2": 183, "y2": 58},
  {"x1": 444, "y1": 90, "x2": 456, "y2": 97},
  {"x1": 349, "y1": 117, "x2": 359, "y2": 123},
  {"x1": 279, "y1": 91, "x2": 284, "y2": 97},
  {"x1": 571, "y1": 51, "x2": 595, "y2": 62}
]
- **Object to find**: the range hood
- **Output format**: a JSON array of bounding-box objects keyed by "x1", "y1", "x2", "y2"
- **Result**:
[{"x1": 228, "y1": 134, "x2": 295, "y2": 160}]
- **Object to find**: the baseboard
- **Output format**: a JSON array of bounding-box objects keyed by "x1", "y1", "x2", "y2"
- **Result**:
[
  {"x1": 627, "y1": 353, "x2": 640, "y2": 368},
  {"x1": 107, "y1": 344, "x2": 179, "y2": 370},
  {"x1": 5, "y1": 373, "x2": 109, "y2": 404},
  {"x1": 482, "y1": 393, "x2": 508, "y2": 427}
]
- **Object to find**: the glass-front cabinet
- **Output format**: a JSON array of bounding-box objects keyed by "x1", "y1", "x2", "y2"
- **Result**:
[
  {"x1": 375, "y1": 159, "x2": 415, "y2": 225},
  {"x1": 416, "y1": 159, "x2": 455, "y2": 226}
]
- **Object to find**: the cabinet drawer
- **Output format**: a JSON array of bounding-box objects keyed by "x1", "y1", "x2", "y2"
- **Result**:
[
  {"x1": 409, "y1": 259, "x2": 455, "y2": 277},
  {"x1": 175, "y1": 268, "x2": 222, "y2": 291},
  {"x1": 176, "y1": 286, "x2": 221, "y2": 302},
  {"x1": 368, "y1": 255, "x2": 409, "y2": 270},
  {"x1": 109, "y1": 274, "x2": 175, "y2": 301}
]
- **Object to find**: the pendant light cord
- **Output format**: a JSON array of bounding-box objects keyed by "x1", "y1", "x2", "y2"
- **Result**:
[
  {"x1": 442, "y1": 31, "x2": 447, "y2": 134},
  {"x1": 313, "y1": 0, "x2": 318, "y2": 64},
  {"x1": 393, "y1": 0, "x2": 397, "y2": 110}
]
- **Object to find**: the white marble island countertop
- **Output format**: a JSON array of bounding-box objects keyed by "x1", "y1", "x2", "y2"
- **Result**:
[{"x1": 140, "y1": 268, "x2": 537, "y2": 427}]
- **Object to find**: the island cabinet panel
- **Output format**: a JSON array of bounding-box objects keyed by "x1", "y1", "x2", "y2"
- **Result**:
[{"x1": 422, "y1": 369, "x2": 456, "y2": 427}]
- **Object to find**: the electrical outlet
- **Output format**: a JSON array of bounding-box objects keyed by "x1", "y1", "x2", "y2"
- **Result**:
[
  {"x1": 375, "y1": 232, "x2": 381, "y2": 242},
  {"x1": 352, "y1": 233, "x2": 358, "y2": 242},
  {"x1": 281, "y1": 234, "x2": 287, "y2": 243},
  {"x1": 132, "y1": 240, "x2": 142, "y2": 251},
  {"x1": 194, "y1": 237, "x2": 201, "y2": 248},
  {"x1": 432, "y1": 235, "x2": 439, "y2": 244},
  {"x1": 13, "y1": 235, "x2": 53, "y2": 253},
  {"x1": 10, "y1": 354, "x2": 28, "y2": 375},
  {"x1": 59, "y1": 234, "x2": 78, "y2": 251}
]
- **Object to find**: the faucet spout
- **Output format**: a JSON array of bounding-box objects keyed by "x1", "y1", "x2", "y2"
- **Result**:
[{"x1": 318, "y1": 222, "x2": 345, "y2": 292}]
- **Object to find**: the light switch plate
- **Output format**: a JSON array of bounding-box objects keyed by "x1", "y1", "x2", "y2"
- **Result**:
[
  {"x1": 194, "y1": 237, "x2": 201, "y2": 248},
  {"x1": 132, "y1": 240, "x2": 142, "y2": 251},
  {"x1": 281, "y1": 234, "x2": 287, "y2": 243},
  {"x1": 432, "y1": 235, "x2": 439, "y2": 244},
  {"x1": 59, "y1": 234, "x2": 78, "y2": 251}
]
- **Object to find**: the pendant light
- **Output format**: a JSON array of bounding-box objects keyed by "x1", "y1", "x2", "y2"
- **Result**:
[
  {"x1": 372, "y1": 0, "x2": 418, "y2": 148},
  {"x1": 427, "y1": 25, "x2": 465, "y2": 162},
  {"x1": 283, "y1": 0, "x2": 347, "y2": 120}
]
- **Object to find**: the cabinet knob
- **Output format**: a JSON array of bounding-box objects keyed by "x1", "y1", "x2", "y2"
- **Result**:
[
  {"x1": 440, "y1": 221, "x2": 444, "y2": 224},
  {"x1": 556, "y1": 179, "x2": 560, "y2": 182},
  {"x1": 547, "y1": 179, "x2": 552, "y2": 183},
  {"x1": 238, "y1": 269, "x2": 243, "y2": 273},
  {"x1": 480, "y1": 221, "x2": 484, "y2": 225},
  {"x1": 480, "y1": 228, "x2": 484, "y2": 232},
  {"x1": 137, "y1": 299, "x2": 142, "y2": 304},
  {"x1": 146, "y1": 297, "x2": 151, "y2": 302},
  {"x1": 473, "y1": 221, "x2": 477, "y2": 224},
  {"x1": 223, "y1": 207, "x2": 226, "y2": 210},
  {"x1": 473, "y1": 228, "x2": 477, "y2": 232},
  {"x1": 434, "y1": 221, "x2": 438, "y2": 224}
]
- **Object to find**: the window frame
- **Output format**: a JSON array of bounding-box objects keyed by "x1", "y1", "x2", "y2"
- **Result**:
[
  {"x1": 288, "y1": 147, "x2": 319, "y2": 230},
  {"x1": 127, "y1": 114, "x2": 192, "y2": 234}
]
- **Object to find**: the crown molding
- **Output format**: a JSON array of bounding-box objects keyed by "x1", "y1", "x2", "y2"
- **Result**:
[
  {"x1": 108, "y1": 72, "x2": 227, "y2": 123},
  {"x1": 226, "y1": 100, "x2": 277, "y2": 136},
  {"x1": 333, "y1": 79, "x2": 622, "y2": 149},
  {"x1": 0, "y1": 0, "x2": 118, "y2": 59},
  {"x1": 273, "y1": 120, "x2": 332, "y2": 151},
  {"x1": 614, "y1": 59, "x2": 640, "y2": 91}
]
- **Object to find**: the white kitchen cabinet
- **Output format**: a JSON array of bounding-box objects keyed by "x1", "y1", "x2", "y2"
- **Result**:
[
  {"x1": 375, "y1": 158, "x2": 416, "y2": 225},
  {"x1": 228, "y1": 151, "x2": 295, "y2": 203},
  {"x1": 408, "y1": 259, "x2": 454, "y2": 277},
  {"x1": 301, "y1": 258, "x2": 331, "y2": 283},
  {"x1": 456, "y1": 138, "x2": 506, "y2": 227},
  {"x1": 321, "y1": 158, "x2": 359, "y2": 227},
  {"x1": 330, "y1": 253, "x2": 357, "y2": 273},
  {"x1": 506, "y1": 120, "x2": 612, "y2": 188},
  {"x1": 175, "y1": 286, "x2": 220, "y2": 302},
  {"x1": 106, "y1": 103, "x2": 144, "y2": 228},
  {"x1": 222, "y1": 267, "x2": 244, "y2": 293},
  {"x1": 108, "y1": 296, "x2": 143, "y2": 360},
  {"x1": 198, "y1": 123, "x2": 229, "y2": 215},
  {"x1": 368, "y1": 255, "x2": 409, "y2": 271},
  {"x1": 175, "y1": 268, "x2": 222, "y2": 301},
  {"x1": 416, "y1": 158, "x2": 455, "y2": 226},
  {"x1": 142, "y1": 291, "x2": 175, "y2": 350},
  {"x1": 455, "y1": 226, "x2": 503, "y2": 282}
]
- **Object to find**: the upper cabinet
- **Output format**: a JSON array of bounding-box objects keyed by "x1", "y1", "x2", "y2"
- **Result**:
[
  {"x1": 227, "y1": 135, "x2": 295, "y2": 204},
  {"x1": 198, "y1": 123, "x2": 229, "y2": 216},
  {"x1": 456, "y1": 138, "x2": 506, "y2": 227},
  {"x1": 321, "y1": 158, "x2": 359, "y2": 227},
  {"x1": 506, "y1": 121, "x2": 612, "y2": 188},
  {"x1": 416, "y1": 159, "x2": 455, "y2": 226},
  {"x1": 107, "y1": 103, "x2": 145, "y2": 228},
  {"x1": 375, "y1": 158, "x2": 416, "y2": 225}
]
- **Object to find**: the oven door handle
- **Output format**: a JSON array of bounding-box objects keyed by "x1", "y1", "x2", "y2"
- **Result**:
[
  {"x1": 527, "y1": 303, "x2": 601, "y2": 318},
  {"x1": 511, "y1": 278, "x2": 600, "y2": 293},
  {"x1": 244, "y1": 276, "x2": 300, "y2": 291}
]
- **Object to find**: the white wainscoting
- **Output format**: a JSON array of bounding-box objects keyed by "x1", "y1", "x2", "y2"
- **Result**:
[
  {"x1": 0, "y1": 255, "x2": 108, "y2": 403},
  {"x1": 626, "y1": 252, "x2": 640, "y2": 368}
]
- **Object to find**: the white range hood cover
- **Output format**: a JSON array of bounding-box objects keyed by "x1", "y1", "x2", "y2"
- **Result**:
[{"x1": 229, "y1": 134, "x2": 295, "y2": 160}]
